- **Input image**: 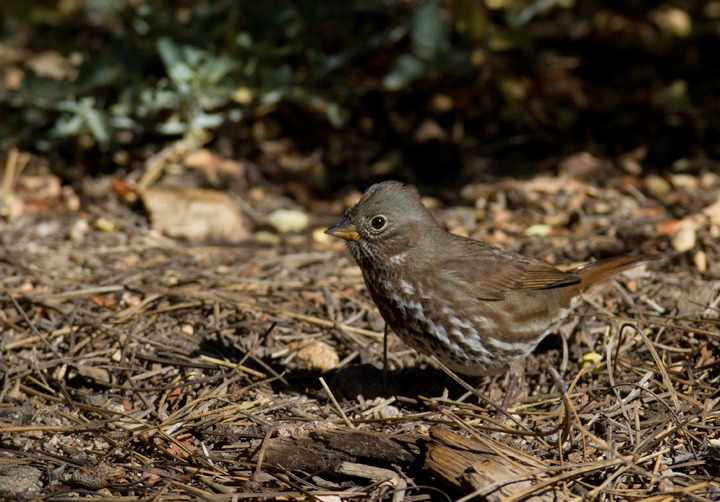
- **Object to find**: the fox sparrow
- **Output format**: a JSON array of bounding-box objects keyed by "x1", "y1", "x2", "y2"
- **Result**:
[{"x1": 326, "y1": 181, "x2": 656, "y2": 407}]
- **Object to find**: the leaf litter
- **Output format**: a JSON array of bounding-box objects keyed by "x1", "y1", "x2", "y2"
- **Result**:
[{"x1": 0, "y1": 159, "x2": 718, "y2": 501}]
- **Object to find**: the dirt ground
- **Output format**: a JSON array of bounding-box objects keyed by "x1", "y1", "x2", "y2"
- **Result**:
[{"x1": 0, "y1": 161, "x2": 719, "y2": 501}]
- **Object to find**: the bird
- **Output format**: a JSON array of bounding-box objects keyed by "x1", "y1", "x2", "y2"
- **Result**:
[{"x1": 325, "y1": 181, "x2": 656, "y2": 410}]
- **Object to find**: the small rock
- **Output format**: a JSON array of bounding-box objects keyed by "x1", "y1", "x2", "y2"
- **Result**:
[
  {"x1": 343, "y1": 190, "x2": 362, "y2": 209},
  {"x1": 414, "y1": 118, "x2": 447, "y2": 143},
  {"x1": 232, "y1": 87, "x2": 254, "y2": 104},
  {"x1": 267, "y1": 209, "x2": 309, "y2": 233},
  {"x1": 93, "y1": 217, "x2": 119, "y2": 232},
  {"x1": 255, "y1": 230, "x2": 281, "y2": 246},
  {"x1": 121, "y1": 292, "x2": 142, "y2": 308},
  {"x1": 581, "y1": 351, "x2": 603, "y2": 370},
  {"x1": 703, "y1": 199, "x2": 720, "y2": 226},
  {"x1": 668, "y1": 173, "x2": 698, "y2": 191},
  {"x1": 35, "y1": 221, "x2": 59, "y2": 238},
  {"x1": 431, "y1": 93, "x2": 454, "y2": 113},
  {"x1": 69, "y1": 218, "x2": 90, "y2": 242},
  {"x1": 379, "y1": 404, "x2": 401, "y2": 418},
  {"x1": 694, "y1": 250, "x2": 707, "y2": 272},
  {"x1": 420, "y1": 196, "x2": 439, "y2": 209},
  {"x1": 700, "y1": 171, "x2": 719, "y2": 189},
  {"x1": 671, "y1": 224, "x2": 696, "y2": 253},
  {"x1": 644, "y1": 174, "x2": 671, "y2": 200},
  {"x1": 559, "y1": 152, "x2": 605, "y2": 179},
  {"x1": 296, "y1": 341, "x2": 339, "y2": 372},
  {"x1": 652, "y1": 7, "x2": 692, "y2": 37},
  {"x1": 0, "y1": 465, "x2": 43, "y2": 499},
  {"x1": 524, "y1": 224, "x2": 552, "y2": 237},
  {"x1": 313, "y1": 227, "x2": 333, "y2": 244},
  {"x1": 142, "y1": 186, "x2": 251, "y2": 242},
  {"x1": 593, "y1": 202, "x2": 611, "y2": 215}
]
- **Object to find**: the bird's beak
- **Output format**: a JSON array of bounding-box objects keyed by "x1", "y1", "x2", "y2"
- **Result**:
[{"x1": 325, "y1": 217, "x2": 360, "y2": 241}]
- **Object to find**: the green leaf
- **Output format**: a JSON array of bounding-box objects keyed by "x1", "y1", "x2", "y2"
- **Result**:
[
  {"x1": 84, "y1": 107, "x2": 111, "y2": 143},
  {"x1": 51, "y1": 114, "x2": 84, "y2": 138},
  {"x1": 192, "y1": 113, "x2": 224, "y2": 129},
  {"x1": 182, "y1": 45, "x2": 206, "y2": 67},
  {"x1": 168, "y1": 62, "x2": 195, "y2": 85},
  {"x1": 157, "y1": 37, "x2": 182, "y2": 72},
  {"x1": 383, "y1": 54, "x2": 426, "y2": 91},
  {"x1": 412, "y1": 1, "x2": 450, "y2": 60},
  {"x1": 201, "y1": 56, "x2": 237, "y2": 84},
  {"x1": 327, "y1": 102, "x2": 344, "y2": 128}
]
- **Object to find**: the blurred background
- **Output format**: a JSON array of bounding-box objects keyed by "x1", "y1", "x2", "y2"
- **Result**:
[{"x1": 1, "y1": 0, "x2": 717, "y2": 196}]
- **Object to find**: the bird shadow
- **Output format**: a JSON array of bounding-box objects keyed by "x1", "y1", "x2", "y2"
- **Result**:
[{"x1": 321, "y1": 364, "x2": 493, "y2": 406}]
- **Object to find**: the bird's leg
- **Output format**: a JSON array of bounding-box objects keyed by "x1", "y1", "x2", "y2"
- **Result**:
[
  {"x1": 497, "y1": 374, "x2": 518, "y2": 418},
  {"x1": 496, "y1": 360, "x2": 525, "y2": 419},
  {"x1": 382, "y1": 324, "x2": 389, "y2": 393}
]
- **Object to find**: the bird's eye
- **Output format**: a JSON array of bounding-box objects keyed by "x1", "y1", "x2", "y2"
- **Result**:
[{"x1": 370, "y1": 215, "x2": 387, "y2": 230}]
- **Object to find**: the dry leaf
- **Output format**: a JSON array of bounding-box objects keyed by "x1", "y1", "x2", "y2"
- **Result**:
[
  {"x1": 167, "y1": 434, "x2": 197, "y2": 459},
  {"x1": 111, "y1": 178, "x2": 138, "y2": 203},
  {"x1": 26, "y1": 51, "x2": 78, "y2": 80},
  {"x1": 631, "y1": 206, "x2": 666, "y2": 219},
  {"x1": 142, "y1": 186, "x2": 251, "y2": 242},
  {"x1": 559, "y1": 152, "x2": 605, "y2": 179},
  {"x1": 414, "y1": 118, "x2": 447, "y2": 143},
  {"x1": 184, "y1": 148, "x2": 245, "y2": 177},
  {"x1": 75, "y1": 364, "x2": 111, "y2": 383},
  {"x1": 91, "y1": 295, "x2": 117, "y2": 310},
  {"x1": 657, "y1": 219, "x2": 680, "y2": 235},
  {"x1": 166, "y1": 387, "x2": 181, "y2": 407}
]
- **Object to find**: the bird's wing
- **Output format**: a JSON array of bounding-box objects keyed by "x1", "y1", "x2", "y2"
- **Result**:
[{"x1": 439, "y1": 237, "x2": 579, "y2": 301}]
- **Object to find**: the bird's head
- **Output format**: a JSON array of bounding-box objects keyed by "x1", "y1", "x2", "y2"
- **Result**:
[{"x1": 325, "y1": 181, "x2": 441, "y2": 265}]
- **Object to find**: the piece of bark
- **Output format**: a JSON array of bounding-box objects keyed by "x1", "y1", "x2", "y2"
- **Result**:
[
  {"x1": 262, "y1": 429, "x2": 424, "y2": 474},
  {"x1": 425, "y1": 426, "x2": 565, "y2": 502},
  {"x1": 0, "y1": 465, "x2": 43, "y2": 499},
  {"x1": 337, "y1": 462, "x2": 396, "y2": 481},
  {"x1": 72, "y1": 463, "x2": 126, "y2": 489}
]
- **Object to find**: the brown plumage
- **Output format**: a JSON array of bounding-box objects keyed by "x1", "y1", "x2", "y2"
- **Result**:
[{"x1": 326, "y1": 181, "x2": 657, "y2": 406}]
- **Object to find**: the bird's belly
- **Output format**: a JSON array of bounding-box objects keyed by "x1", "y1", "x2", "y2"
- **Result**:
[{"x1": 366, "y1": 275, "x2": 546, "y2": 376}]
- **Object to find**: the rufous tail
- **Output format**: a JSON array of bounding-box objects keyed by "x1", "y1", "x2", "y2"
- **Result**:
[{"x1": 571, "y1": 254, "x2": 658, "y2": 290}]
